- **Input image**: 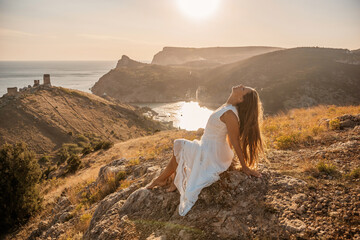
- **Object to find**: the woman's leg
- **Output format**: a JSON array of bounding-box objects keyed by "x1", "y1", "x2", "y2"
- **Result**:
[
  {"x1": 166, "y1": 172, "x2": 177, "y2": 192},
  {"x1": 146, "y1": 153, "x2": 178, "y2": 189}
]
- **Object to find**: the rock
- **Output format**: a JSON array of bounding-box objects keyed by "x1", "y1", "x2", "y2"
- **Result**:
[
  {"x1": 84, "y1": 164, "x2": 312, "y2": 239},
  {"x1": 291, "y1": 193, "x2": 307, "y2": 203},
  {"x1": 297, "y1": 205, "x2": 305, "y2": 215},
  {"x1": 59, "y1": 211, "x2": 72, "y2": 223},
  {"x1": 274, "y1": 175, "x2": 307, "y2": 190},
  {"x1": 328, "y1": 140, "x2": 358, "y2": 152},
  {"x1": 282, "y1": 218, "x2": 306, "y2": 233},
  {"x1": 96, "y1": 158, "x2": 126, "y2": 185},
  {"x1": 336, "y1": 114, "x2": 360, "y2": 129},
  {"x1": 178, "y1": 230, "x2": 192, "y2": 240},
  {"x1": 329, "y1": 211, "x2": 340, "y2": 218}
]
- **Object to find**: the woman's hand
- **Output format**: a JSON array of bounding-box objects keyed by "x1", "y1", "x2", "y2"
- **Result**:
[{"x1": 241, "y1": 167, "x2": 262, "y2": 178}]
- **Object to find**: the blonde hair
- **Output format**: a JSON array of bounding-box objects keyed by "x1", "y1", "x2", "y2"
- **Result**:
[{"x1": 235, "y1": 88, "x2": 264, "y2": 168}]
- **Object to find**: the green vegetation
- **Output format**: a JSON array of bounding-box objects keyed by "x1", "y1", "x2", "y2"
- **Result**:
[
  {"x1": 0, "y1": 142, "x2": 42, "y2": 233},
  {"x1": 93, "y1": 140, "x2": 114, "y2": 151},
  {"x1": 66, "y1": 154, "x2": 81, "y2": 173},
  {"x1": 38, "y1": 155, "x2": 51, "y2": 165},
  {"x1": 316, "y1": 161, "x2": 339, "y2": 176},
  {"x1": 275, "y1": 133, "x2": 300, "y2": 150},
  {"x1": 56, "y1": 133, "x2": 114, "y2": 175},
  {"x1": 345, "y1": 167, "x2": 360, "y2": 180},
  {"x1": 304, "y1": 160, "x2": 340, "y2": 178}
]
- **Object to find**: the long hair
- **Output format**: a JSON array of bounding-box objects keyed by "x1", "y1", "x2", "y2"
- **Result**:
[{"x1": 235, "y1": 88, "x2": 264, "y2": 168}]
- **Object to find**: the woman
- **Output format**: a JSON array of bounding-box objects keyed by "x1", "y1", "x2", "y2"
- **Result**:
[{"x1": 147, "y1": 84, "x2": 264, "y2": 216}]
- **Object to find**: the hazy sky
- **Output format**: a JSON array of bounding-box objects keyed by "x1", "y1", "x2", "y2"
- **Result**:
[{"x1": 0, "y1": 0, "x2": 359, "y2": 61}]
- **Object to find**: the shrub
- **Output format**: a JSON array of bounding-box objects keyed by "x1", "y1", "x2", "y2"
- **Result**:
[
  {"x1": 345, "y1": 167, "x2": 360, "y2": 180},
  {"x1": 40, "y1": 166, "x2": 56, "y2": 180},
  {"x1": 62, "y1": 143, "x2": 83, "y2": 155},
  {"x1": 329, "y1": 119, "x2": 340, "y2": 130},
  {"x1": 66, "y1": 154, "x2": 82, "y2": 173},
  {"x1": 316, "y1": 161, "x2": 339, "y2": 176},
  {"x1": 81, "y1": 145, "x2": 93, "y2": 155},
  {"x1": 116, "y1": 171, "x2": 127, "y2": 182},
  {"x1": 58, "y1": 147, "x2": 70, "y2": 163},
  {"x1": 78, "y1": 213, "x2": 92, "y2": 232},
  {"x1": 275, "y1": 133, "x2": 300, "y2": 149},
  {"x1": 93, "y1": 140, "x2": 114, "y2": 151},
  {"x1": 0, "y1": 142, "x2": 42, "y2": 233},
  {"x1": 128, "y1": 158, "x2": 140, "y2": 166},
  {"x1": 76, "y1": 134, "x2": 89, "y2": 143},
  {"x1": 38, "y1": 155, "x2": 51, "y2": 165}
]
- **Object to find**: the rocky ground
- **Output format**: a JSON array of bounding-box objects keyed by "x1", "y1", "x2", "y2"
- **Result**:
[{"x1": 9, "y1": 115, "x2": 360, "y2": 240}]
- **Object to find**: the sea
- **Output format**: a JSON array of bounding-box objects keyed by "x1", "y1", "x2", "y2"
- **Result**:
[
  {"x1": 0, "y1": 61, "x2": 117, "y2": 96},
  {"x1": 0, "y1": 61, "x2": 213, "y2": 130}
]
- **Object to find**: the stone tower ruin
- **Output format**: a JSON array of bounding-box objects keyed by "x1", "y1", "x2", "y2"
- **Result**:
[
  {"x1": 33, "y1": 80, "x2": 40, "y2": 87},
  {"x1": 7, "y1": 87, "x2": 18, "y2": 96},
  {"x1": 43, "y1": 74, "x2": 51, "y2": 86}
]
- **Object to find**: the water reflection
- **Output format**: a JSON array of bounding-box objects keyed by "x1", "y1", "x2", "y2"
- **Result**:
[{"x1": 134, "y1": 101, "x2": 213, "y2": 131}]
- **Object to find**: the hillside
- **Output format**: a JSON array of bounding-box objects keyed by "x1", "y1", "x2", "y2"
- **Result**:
[
  {"x1": 197, "y1": 47, "x2": 360, "y2": 113},
  {"x1": 151, "y1": 46, "x2": 283, "y2": 66},
  {"x1": 0, "y1": 85, "x2": 172, "y2": 155},
  {"x1": 9, "y1": 105, "x2": 360, "y2": 239},
  {"x1": 92, "y1": 47, "x2": 360, "y2": 114},
  {"x1": 91, "y1": 55, "x2": 201, "y2": 103}
]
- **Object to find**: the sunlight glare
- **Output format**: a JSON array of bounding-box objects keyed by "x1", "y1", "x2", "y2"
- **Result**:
[
  {"x1": 176, "y1": 0, "x2": 220, "y2": 19},
  {"x1": 178, "y1": 101, "x2": 213, "y2": 130}
]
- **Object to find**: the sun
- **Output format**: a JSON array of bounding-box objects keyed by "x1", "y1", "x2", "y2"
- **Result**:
[{"x1": 176, "y1": 0, "x2": 220, "y2": 19}]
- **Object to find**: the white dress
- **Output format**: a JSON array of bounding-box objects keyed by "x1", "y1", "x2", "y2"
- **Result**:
[{"x1": 173, "y1": 103, "x2": 240, "y2": 216}]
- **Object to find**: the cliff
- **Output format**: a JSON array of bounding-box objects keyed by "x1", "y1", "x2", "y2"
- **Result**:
[
  {"x1": 91, "y1": 55, "x2": 201, "y2": 103},
  {"x1": 0, "y1": 86, "x2": 172, "y2": 155},
  {"x1": 151, "y1": 46, "x2": 283, "y2": 66}
]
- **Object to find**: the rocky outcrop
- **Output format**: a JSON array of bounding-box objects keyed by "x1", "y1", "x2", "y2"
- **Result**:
[
  {"x1": 83, "y1": 162, "x2": 312, "y2": 239},
  {"x1": 336, "y1": 114, "x2": 360, "y2": 129},
  {"x1": 28, "y1": 195, "x2": 75, "y2": 239},
  {"x1": 116, "y1": 55, "x2": 146, "y2": 69},
  {"x1": 91, "y1": 56, "x2": 200, "y2": 103}
]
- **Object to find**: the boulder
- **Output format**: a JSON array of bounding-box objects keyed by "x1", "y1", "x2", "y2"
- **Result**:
[{"x1": 84, "y1": 164, "x2": 307, "y2": 239}]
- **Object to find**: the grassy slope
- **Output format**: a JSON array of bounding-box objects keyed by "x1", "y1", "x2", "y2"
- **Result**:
[
  {"x1": 0, "y1": 86, "x2": 170, "y2": 155},
  {"x1": 11, "y1": 104, "x2": 360, "y2": 239}
]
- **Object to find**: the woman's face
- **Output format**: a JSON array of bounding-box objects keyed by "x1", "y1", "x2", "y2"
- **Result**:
[{"x1": 231, "y1": 84, "x2": 252, "y2": 104}]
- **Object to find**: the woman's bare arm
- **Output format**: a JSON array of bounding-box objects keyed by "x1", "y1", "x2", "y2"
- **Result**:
[
  {"x1": 220, "y1": 110, "x2": 262, "y2": 177},
  {"x1": 220, "y1": 110, "x2": 247, "y2": 168}
]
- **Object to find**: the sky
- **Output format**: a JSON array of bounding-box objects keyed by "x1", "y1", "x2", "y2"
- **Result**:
[{"x1": 0, "y1": 0, "x2": 359, "y2": 61}]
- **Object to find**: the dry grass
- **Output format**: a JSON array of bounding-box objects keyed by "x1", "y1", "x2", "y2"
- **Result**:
[
  {"x1": 58, "y1": 212, "x2": 93, "y2": 240},
  {"x1": 303, "y1": 159, "x2": 341, "y2": 178},
  {"x1": 345, "y1": 167, "x2": 360, "y2": 180},
  {"x1": 262, "y1": 105, "x2": 360, "y2": 149}
]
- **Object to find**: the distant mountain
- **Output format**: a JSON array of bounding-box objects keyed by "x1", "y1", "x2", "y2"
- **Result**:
[
  {"x1": 352, "y1": 48, "x2": 360, "y2": 54},
  {"x1": 91, "y1": 55, "x2": 201, "y2": 103},
  {"x1": 0, "y1": 86, "x2": 171, "y2": 154},
  {"x1": 151, "y1": 46, "x2": 283, "y2": 66},
  {"x1": 92, "y1": 47, "x2": 360, "y2": 114},
  {"x1": 197, "y1": 47, "x2": 360, "y2": 113}
]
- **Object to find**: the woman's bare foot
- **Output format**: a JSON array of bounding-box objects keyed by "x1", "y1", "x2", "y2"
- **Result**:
[
  {"x1": 166, "y1": 182, "x2": 177, "y2": 192},
  {"x1": 146, "y1": 177, "x2": 167, "y2": 189}
]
